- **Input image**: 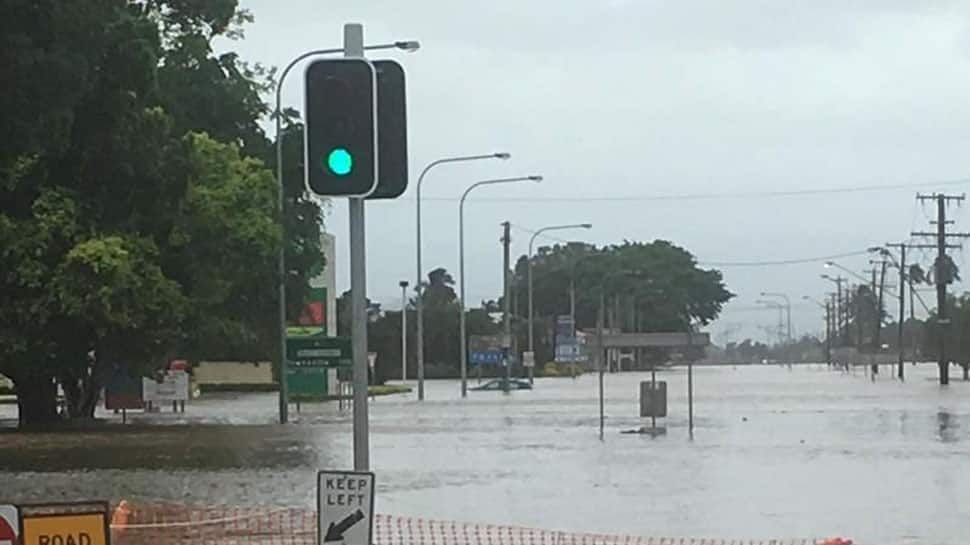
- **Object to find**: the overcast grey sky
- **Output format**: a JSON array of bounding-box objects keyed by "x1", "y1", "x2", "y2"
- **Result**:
[{"x1": 228, "y1": 0, "x2": 970, "y2": 344}]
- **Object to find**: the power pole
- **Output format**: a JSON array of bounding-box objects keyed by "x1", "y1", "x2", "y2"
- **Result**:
[
  {"x1": 885, "y1": 244, "x2": 907, "y2": 380},
  {"x1": 824, "y1": 301, "x2": 832, "y2": 365},
  {"x1": 501, "y1": 221, "x2": 512, "y2": 392},
  {"x1": 512, "y1": 276, "x2": 519, "y2": 379},
  {"x1": 869, "y1": 258, "x2": 888, "y2": 376},
  {"x1": 885, "y1": 242, "x2": 943, "y2": 380},
  {"x1": 912, "y1": 193, "x2": 970, "y2": 385}
]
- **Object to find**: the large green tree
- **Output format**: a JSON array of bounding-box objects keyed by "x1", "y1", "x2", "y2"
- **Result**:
[
  {"x1": 0, "y1": 0, "x2": 324, "y2": 425},
  {"x1": 511, "y1": 240, "x2": 733, "y2": 365}
]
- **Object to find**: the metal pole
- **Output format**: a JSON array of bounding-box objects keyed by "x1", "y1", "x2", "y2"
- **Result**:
[
  {"x1": 275, "y1": 80, "x2": 289, "y2": 425},
  {"x1": 569, "y1": 276, "x2": 576, "y2": 324},
  {"x1": 502, "y1": 222, "x2": 512, "y2": 393},
  {"x1": 598, "y1": 290, "x2": 605, "y2": 441},
  {"x1": 897, "y1": 246, "x2": 906, "y2": 380},
  {"x1": 527, "y1": 224, "x2": 589, "y2": 385},
  {"x1": 688, "y1": 360, "x2": 694, "y2": 436},
  {"x1": 416, "y1": 169, "x2": 425, "y2": 400},
  {"x1": 528, "y1": 236, "x2": 535, "y2": 359},
  {"x1": 459, "y1": 195, "x2": 468, "y2": 398},
  {"x1": 936, "y1": 195, "x2": 949, "y2": 385},
  {"x1": 275, "y1": 49, "x2": 344, "y2": 424},
  {"x1": 345, "y1": 23, "x2": 369, "y2": 472},
  {"x1": 825, "y1": 302, "x2": 832, "y2": 364},
  {"x1": 415, "y1": 154, "x2": 509, "y2": 401},
  {"x1": 401, "y1": 281, "x2": 408, "y2": 381},
  {"x1": 273, "y1": 38, "x2": 415, "y2": 424},
  {"x1": 527, "y1": 237, "x2": 535, "y2": 386},
  {"x1": 457, "y1": 176, "x2": 542, "y2": 398},
  {"x1": 687, "y1": 314, "x2": 694, "y2": 437}
]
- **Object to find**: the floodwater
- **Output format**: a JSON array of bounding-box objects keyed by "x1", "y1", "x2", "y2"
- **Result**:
[{"x1": 2, "y1": 364, "x2": 970, "y2": 544}]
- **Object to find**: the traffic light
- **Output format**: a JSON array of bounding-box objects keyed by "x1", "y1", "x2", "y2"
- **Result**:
[
  {"x1": 367, "y1": 60, "x2": 408, "y2": 200},
  {"x1": 304, "y1": 59, "x2": 377, "y2": 197}
]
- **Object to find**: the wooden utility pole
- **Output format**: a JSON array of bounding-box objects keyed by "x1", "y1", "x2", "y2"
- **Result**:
[
  {"x1": 886, "y1": 244, "x2": 907, "y2": 380},
  {"x1": 824, "y1": 301, "x2": 832, "y2": 365},
  {"x1": 912, "y1": 193, "x2": 970, "y2": 385},
  {"x1": 885, "y1": 242, "x2": 944, "y2": 380}
]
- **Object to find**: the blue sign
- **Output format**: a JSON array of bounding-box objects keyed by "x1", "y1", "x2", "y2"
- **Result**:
[{"x1": 470, "y1": 350, "x2": 504, "y2": 365}]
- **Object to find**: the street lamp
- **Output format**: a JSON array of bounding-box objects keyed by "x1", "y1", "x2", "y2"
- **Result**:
[
  {"x1": 527, "y1": 223, "x2": 592, "y2": 384},
  {"x1": 803, "y1": 295, "x2": 831, "y2": 365},
  {"x1": 273, "y1": 39, "x2": 419, "y2": 424},
  {"x1": 414, "y1": 152, "x2": 510, "y2": 401},
  {"x1": 458, "y1": 175, "x2": 543, "y2": 398},
  {"x1": 825, "y1": 261, "x2": 870, "y2": 284},
  {"x1": 399, "y1": 280, "x2": 409, "y2": 382},
  {"x1": 821, "y1": 274, "x2": 846, "y2": 344}
]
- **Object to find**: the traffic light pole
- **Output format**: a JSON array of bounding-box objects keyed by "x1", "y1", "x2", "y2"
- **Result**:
[
  {"x1": 345, "y1": 23, "x2": 370, "y2": 472},
  {"x1": 274, "y1": 38, "x2": 416, "y2": 427}
]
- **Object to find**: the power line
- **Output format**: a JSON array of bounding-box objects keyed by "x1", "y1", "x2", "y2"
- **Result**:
[
  {"x1": 699, "y1": 249, "x2": 872, "y2": 267},
  {"x1": 418, "y1": 177, "x2": 970, "y2": 203},
  {"x1": 510, "y1": 232, "x2": 875, "y2": 269}
]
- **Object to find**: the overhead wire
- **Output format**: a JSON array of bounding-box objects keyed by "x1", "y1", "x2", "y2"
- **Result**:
[{"x1": 418, "y1": 177, "x2": 970, "y2": 203}]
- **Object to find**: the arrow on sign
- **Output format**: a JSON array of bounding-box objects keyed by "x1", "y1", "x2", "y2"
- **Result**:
[{"x1": 324, "y1": 509, "x2": 365, "y2": 543}]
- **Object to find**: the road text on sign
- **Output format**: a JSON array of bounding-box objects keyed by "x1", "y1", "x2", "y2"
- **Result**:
[
  {"x1": 21, "y1": 510, "x2": 109, "y2": 545},
  {"x1": 318, "y1": 470, "x2": 374, "y2": 545}
]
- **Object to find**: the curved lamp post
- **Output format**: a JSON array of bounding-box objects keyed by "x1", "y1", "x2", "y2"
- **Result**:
[
  {"x1": 273, "y1": 39, "x2": 419, "y2": 424},
  {"x1": 526, "y1": 224, "x2": 592, "y2": 384},
  {"x1": 414, "y1": 153, "x2": 510, "y2": 400},
  {"x1": 458, "y1": 175, "x2": 543, "y2": 397}
]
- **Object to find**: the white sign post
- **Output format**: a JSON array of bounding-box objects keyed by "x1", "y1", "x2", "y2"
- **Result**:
[
  {"x1": 522, "y1": 351, "x2": 535, "y2": 368},
  {"x1": 0, "y1": 505, "x2": 18, "y2": 545},
  {"x1": 318, "y1": 470, "x2": 375, "y2": 545}
]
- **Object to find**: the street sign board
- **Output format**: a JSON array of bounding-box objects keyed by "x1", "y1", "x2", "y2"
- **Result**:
[
  {"x1": 286, "y1": 337, "x2": 352, "y2": 366},
  {"x1": 104, "y1": 366, "x2": 143, "y2": 411},
  {"x1": 469, "y1": 335, "x2": 506, "y2": 366},
  {"x1": 0, "y1": 505, "x2": 18, "y2": 545},
  {"x1": 555, "y1": 315, "x2": 581, "y2": 363},
  {"x1": 318, "y1": 470, "x2": 375, "y2": 545},
  {"x1": 142, "y1": 370, "x2": 189, "y2": 404},
  {"x1": 19, "y1": 502, "x2": 110, "y2": 545},
  {"x1": 640, "y1": 381, "x2": 668, "y2": 418},
  {"x1": 286, "y1": 337, "x2": 352, "y2": 399},
  {"x1": 522, "y1": 351, "x2": 535, "y2": 368}
]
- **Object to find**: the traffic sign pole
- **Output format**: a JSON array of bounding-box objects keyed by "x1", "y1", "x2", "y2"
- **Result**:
[{"x1": 345, "y1": 22, "x2": 371, "y2": 472}]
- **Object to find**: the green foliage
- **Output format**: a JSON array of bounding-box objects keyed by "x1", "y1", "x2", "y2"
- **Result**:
[
  {"x1": 511, "y1": 240, "x2": 733, "y2": 364},
  {"x1": 0, "y1": 0, "x2": 325, "y2": 424}
]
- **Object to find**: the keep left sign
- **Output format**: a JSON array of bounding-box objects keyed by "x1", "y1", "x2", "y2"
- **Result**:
[{"x1": 0, "y1": 505, "x2": 18, "y2": 545}]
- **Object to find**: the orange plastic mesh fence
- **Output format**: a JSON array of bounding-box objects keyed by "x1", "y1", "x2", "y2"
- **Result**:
[{"x1": 110, "y1": 503, "x2": 831, "y2": 545}]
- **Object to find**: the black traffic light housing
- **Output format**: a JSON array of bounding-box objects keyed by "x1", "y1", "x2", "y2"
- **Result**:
[
  {"x1": 367, "y1": 60, "x2": 408, "y2": 200},
  {"x1": 304, "y1": 58, "x2": 378, "y2": 197}
]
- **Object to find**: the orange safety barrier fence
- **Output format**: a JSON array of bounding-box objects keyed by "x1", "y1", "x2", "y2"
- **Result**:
[{"x1": 109, "y1": 502, "x2": 848, "y2": 545}]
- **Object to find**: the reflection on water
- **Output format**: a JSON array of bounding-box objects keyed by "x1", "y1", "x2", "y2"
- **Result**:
[
  {"x1": 2, "y1": 365, "x2": 970, "y2": 545},
  {"x1": 937, "y1": 411, "x2": 959, "y2": 443}
]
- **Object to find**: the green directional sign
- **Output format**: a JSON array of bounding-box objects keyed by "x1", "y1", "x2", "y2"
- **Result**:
[{"x1": 286, "y1": 336, "x2": 352, "y2": 399}]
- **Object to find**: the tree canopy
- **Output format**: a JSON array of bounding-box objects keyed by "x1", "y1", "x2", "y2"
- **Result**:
[{"x1": 0, "y1": 0, "x2": 324, "y2": 425}]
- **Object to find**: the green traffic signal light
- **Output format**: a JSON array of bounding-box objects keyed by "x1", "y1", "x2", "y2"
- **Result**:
[{"x1": 327, "y1": 148, "x2": 353, "y2": 176}]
